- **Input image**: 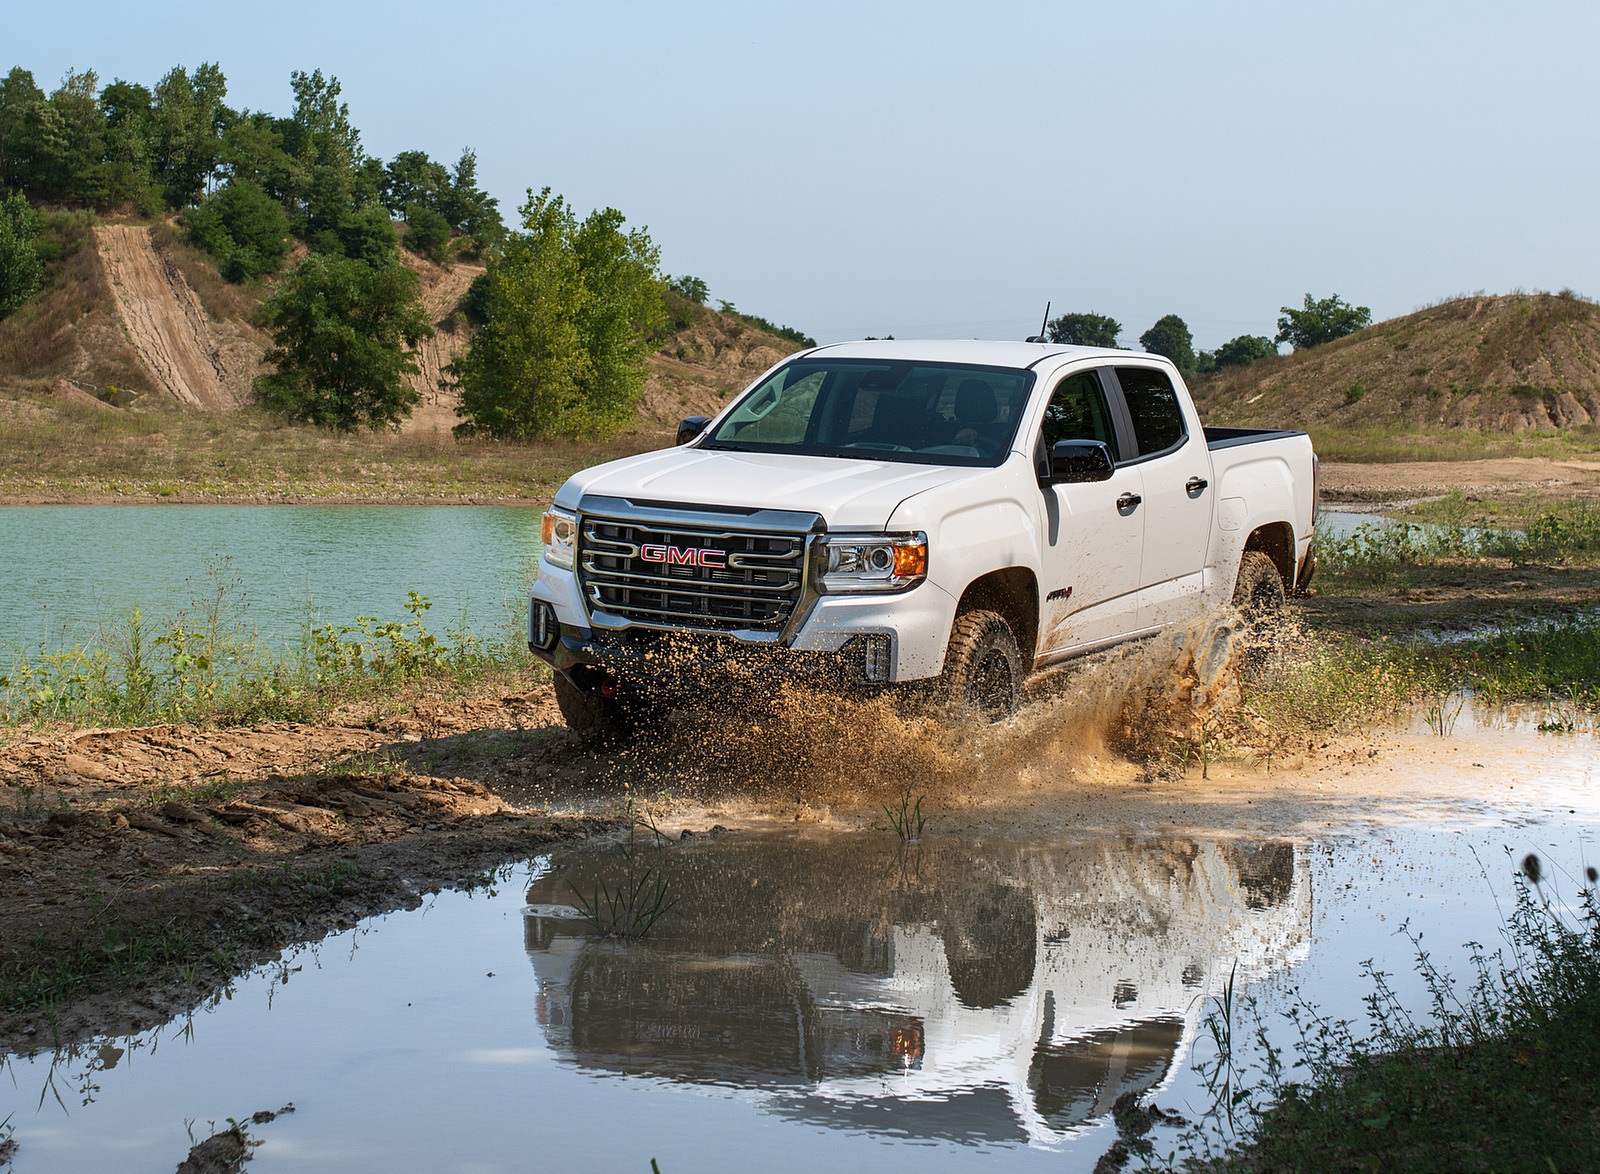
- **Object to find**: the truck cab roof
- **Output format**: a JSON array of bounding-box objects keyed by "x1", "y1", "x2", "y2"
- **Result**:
[{"x1": 802, "y1": 338, "x2": 1159, "y2": 370}]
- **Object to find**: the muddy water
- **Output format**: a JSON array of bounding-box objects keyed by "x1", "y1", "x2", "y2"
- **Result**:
[{"x1": 4, "y1": 711, "x2": 1598, "y2": 1173}]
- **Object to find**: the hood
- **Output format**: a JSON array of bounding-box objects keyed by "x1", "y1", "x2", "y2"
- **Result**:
[{"x1": 557, "y1": 447, "x2": 988, "y2": 530}]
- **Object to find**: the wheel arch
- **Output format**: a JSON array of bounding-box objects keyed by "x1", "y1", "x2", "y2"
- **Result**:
[
  {"x1": 1242, "y1": 522, "x2": 1294, "y2": 589},
  {"x1": 954, "y1": 567, "x2": 1039, "y2": 658}
]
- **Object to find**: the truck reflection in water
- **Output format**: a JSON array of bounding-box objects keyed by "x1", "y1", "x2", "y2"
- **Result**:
[{"x1": 522, "y1": 834, "x2": 1308, "y2": 1146}]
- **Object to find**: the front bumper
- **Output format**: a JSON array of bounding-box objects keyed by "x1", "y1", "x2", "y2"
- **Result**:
[{"x1": 528, "y1": 564, "x2": 957, "y2": 690}]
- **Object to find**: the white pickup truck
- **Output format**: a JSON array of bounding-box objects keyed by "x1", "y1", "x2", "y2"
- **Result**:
[{"x1": 528, "y1": 340, "x2": 1316, "y2": 732}]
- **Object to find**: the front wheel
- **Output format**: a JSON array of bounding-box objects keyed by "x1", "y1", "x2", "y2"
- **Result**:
[
  {"x1": 553, "y1": 673, "x2": 657, "y2": 741},
  {"x1": 936, "y1": 609, "x2": 1024, "y2": 722}
]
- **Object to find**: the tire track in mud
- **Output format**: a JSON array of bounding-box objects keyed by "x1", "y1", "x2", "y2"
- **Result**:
[{"x1": 94, "y1": 224, "x2": 238, "y2": 409}]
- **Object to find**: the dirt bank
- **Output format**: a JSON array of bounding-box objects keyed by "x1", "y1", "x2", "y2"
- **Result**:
[{"x1": 1320, "y1": 455, "x2": 1600, "y2": 504}]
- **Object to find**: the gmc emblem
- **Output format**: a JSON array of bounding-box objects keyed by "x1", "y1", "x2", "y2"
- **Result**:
[{"x1": 640, "y1": 543, "x2": 726, "y2": 568}]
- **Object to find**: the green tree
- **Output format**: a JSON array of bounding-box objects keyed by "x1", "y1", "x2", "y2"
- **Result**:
[
  {"x1": 1048, "y1": 311, "x2": 1121, "y2": 348},
  {"x1": 150, "y1": 63, "x2": 228, "y2": 207},
  {"x1": 99, "y1": 79, "x2": 160, "y2": 210},
  {"x1": 0, "y1": 68, "x2": 47, "y2": 191},
  {"x1": 42, "y1": 69, "x2": 106, "y2": 204},
  {"x1": 185, "y1": 178, "x2": 290, "y2": 280},
  {"x1": 0, "y1": 188, "x2": 43, "y2": 317},
  {"x1": 1276, "y1": 293, "x2": 1372, "y2": 350},
  {"x1": 401, "y1": 204, "x2": 451, "y2": 262},
  {"x1": 385, "y1": 149, "x2": 450, "y2": 216},
  {"x1": 668, "y1": 274, "x2": 709, "y2": 303},
  {"x1": 1212, "y1": 334, "x2": 1278, "y2": 369},
  {"x1": 256, "y1": 253, "x2": 432, "y2": 430},
  {"x1": 441, "y1": 148, "x2": 503, "y2": 252},
  {"x1": 1139, "y1": 314, "x2": 1196, "y2": 375},
  {"x1": 452, "y1": 187, "x2": 665, "y2": 440}
]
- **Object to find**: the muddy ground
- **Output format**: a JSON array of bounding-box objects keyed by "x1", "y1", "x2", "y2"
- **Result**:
[{"x1": 3, "y1": 457, "x2": 1598, "y2": 1061}]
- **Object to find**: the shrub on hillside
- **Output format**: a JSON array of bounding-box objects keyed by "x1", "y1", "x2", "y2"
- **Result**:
[
  {"x1": 1277, "y1": 293, "x2": 1372, "y2": 350},
  {"x1": 184, "y1": 178, "x2": 290, "y2": 282},
  {"x1": 0, "y1": 189, "x2": 43, "y2": 316},
  {"x1": 401, "y1": 204, "x2": 451, "y2": 263}
]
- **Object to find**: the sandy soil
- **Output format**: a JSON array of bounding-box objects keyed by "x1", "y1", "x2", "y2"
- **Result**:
[
  {"x1": 1320, "y1": 456, "x2": 1600, "y2": 504},
  {"x1": 94, "y1": 225, "x2": 251, "y2": 410}
]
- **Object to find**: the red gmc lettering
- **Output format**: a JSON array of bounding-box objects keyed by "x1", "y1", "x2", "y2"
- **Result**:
[{"x1": 640, "y1": 544, "x2": 725, "y2": 568}]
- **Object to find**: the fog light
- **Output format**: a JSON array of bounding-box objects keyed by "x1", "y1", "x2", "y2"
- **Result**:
[
  {"x1": 529, "y1": 601, "x2": 558, "y2": 651},
  {"x1": 862, "y1": 634, "x2": 891, "y2": 682}
]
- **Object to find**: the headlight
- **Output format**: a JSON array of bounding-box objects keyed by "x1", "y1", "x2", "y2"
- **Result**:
[
  {"x1": 541, "y1": 507, "x2": 577, "y2": 569},
  {"x1": 819, "y1": 532, "x2": 928, "y2": 593}
]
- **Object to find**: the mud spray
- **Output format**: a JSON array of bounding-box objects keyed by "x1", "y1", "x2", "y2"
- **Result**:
[{"x1": 582, "y1": 614, "x2": 1269, "y2": 818}]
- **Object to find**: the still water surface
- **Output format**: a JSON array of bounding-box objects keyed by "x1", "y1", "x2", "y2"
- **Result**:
[
  {"x1": 0, "y1": 505, "x2": 542, "y2": 656},
  {"x1": 4, "y1": 783, "x2": 1595, "y2": 1172}
]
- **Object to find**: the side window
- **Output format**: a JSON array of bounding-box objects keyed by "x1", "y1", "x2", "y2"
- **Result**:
[
  {"x1": 1040, "y1": 370, "x2": 1121, "y2": 461},
  {"x1": 1115, "y1": 366, "x2": 1186, "y2": 456}
]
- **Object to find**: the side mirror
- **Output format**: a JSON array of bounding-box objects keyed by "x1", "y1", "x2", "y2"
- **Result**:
[
  {"x1": 676, "y1": 416, "x2": 712, "y2": 446},
  {"x1": 1048, "y1": 439, "x2": 1114, "y2": 483}
]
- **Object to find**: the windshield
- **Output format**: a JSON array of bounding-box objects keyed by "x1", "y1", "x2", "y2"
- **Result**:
[{"x1": 703, "y1": 359, "x2": 1035, "y2": 467}]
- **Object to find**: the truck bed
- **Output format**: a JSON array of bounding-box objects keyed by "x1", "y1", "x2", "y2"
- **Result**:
[{"x1": 1204, "y1": 426, "x2": 1309, "y2": 451}]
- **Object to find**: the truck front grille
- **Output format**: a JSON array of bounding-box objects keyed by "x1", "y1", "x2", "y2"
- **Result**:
[{"x1": 578, "y1": 517, "x2": 808, "y2": 633}]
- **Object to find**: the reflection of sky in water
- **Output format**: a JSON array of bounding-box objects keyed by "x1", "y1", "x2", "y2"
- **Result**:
[
  {"x1": 7, "y1": 808, "x2": 1596, "y2": 1173},
  {"x1": 0, "y1": 505, "x2": 543, "y2": 655}
]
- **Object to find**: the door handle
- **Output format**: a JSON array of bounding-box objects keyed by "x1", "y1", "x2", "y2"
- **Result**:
[
  {"x1": 1117, "y1": 492, "x2": 1142, "y2": 514},
  {"x1": 1186, "y1": 476, "x2": 1209, "y2": 497}
]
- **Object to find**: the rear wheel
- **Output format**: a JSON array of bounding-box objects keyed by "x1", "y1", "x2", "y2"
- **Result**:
[
  {"x1": 937, "y1": 609, "x2": 1024, "y2": 722},
  {"x1": 1232, "y1": 551, "x2": 1287, "y2": 620},
  {"x1": 1232, "y1": 551, "x2": 1287, "y2": 674}
]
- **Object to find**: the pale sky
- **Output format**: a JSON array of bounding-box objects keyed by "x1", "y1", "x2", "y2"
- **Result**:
[{"x1": 10, "y1": 0, "x2": 1598, "y2": 348}]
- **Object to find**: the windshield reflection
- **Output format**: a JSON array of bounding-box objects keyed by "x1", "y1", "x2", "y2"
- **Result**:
[{"x1": 523, "y1": 833, "x2": 1309, "y2": 1146}]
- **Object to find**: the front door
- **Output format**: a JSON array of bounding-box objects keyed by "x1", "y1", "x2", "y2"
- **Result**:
[{"x1": 1035, "y1": 369, "x2": 1146, "y2": 655}]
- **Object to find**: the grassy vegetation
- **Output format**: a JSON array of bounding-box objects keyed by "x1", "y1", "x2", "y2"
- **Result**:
[
  {"x1": 0, "y1": 389, "x2": 660, "y2": 501},
  {"x1": 0, "y1": 574, "x2": 541, "y2": 730},
  {"x1": 1172, "y1": 863, "x2": 1600, "y2": 1171},
  {"x1": 1307, "y1": 422, "x2": 1600, "y2": 463}
]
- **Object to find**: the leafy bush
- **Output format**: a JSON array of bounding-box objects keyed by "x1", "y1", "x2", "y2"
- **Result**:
[
  {"x1": 183, "y1": 178, "x2": 290, "y2": 281},
  {"x1": 668, "y1": 274, "x2": 708, "y2": 303},
  {"x1": 452, "y1": 188, "x2": 665, "y2": 440},
  {"x1": 401, "y1": 204, "x2": 451, "y2": 263},
  {"x1": 1047, "y1": 311, "x2": 1121, "y2": 348},
  {"x1": 0, "y1": 188, "x2": 43, "y2": 315}
]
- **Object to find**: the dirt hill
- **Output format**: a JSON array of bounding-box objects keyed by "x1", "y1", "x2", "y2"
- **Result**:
[
  {"x1": 1192, "y1": 293, "x2": 1600, "y2": 433},
  {"x1": 0, "y1": 221, "x2": 803, "y2": 434}
]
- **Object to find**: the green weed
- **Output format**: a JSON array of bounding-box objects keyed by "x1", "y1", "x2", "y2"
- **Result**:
[
  {"x1": 570, "y1": 802, "x2": 679, "y2": 940},
  {"x1": 883, "y1": 789, "x2": 928, "y2": 842},
  {"x1": 1167, "y1": 855, "x2": 1600, "y2": 1171}
]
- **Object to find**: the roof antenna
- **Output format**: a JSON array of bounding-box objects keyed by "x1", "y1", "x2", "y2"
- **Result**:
[{"x1": 1025, "y1": 301, "x2": 1051, "y2": 344}]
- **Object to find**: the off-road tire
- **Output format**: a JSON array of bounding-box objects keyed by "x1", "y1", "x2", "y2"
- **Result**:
[
  {"x1": 1232, "y1": 551, "x2": 1287, "y2": 620},
  {"x1": 937, "y1": 609, "x2": 1024, "y2": 722},
  {"x1": 554, "y1": 673, "x2": 637, "y2": 741}
]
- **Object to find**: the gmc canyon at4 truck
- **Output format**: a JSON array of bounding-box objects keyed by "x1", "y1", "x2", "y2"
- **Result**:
[{"x1": 528, "y1": 339, "x2": 1316, "y2": 732}]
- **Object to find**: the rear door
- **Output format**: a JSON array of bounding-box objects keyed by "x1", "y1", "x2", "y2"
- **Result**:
[
  {"x1": 1034, "y1": 368, "x2": 1146, "y2": 655},
  {"x1": 1107, "y1": 365, "x2": 1214, "y2": 630}
]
